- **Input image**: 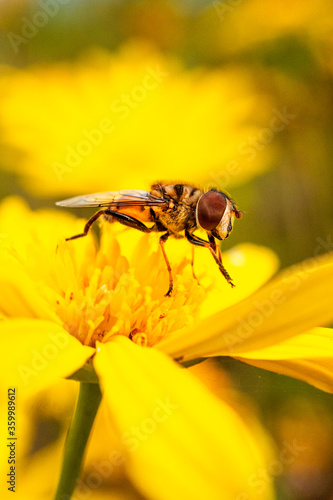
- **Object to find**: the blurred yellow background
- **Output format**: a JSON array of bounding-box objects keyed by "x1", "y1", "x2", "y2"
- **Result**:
[{"x1": 1, "y1": 1, "x2": 333, "y2": 499}]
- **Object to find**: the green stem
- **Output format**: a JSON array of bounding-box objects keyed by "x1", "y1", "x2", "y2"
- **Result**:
[{"x1": 54, "y1": 382, "x2": 102, "y2": 500}]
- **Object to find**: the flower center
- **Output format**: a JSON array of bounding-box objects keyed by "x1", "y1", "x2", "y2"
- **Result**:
[{"x1": 47, "y1": 229, "x2": 204, "y2": 348}]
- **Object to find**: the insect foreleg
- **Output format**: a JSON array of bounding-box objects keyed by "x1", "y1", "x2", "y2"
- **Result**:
[
  {"x1": 206, "y1": 244, "x2": 234, "y2": 288},
  {"x1": 185, "y1": 230, "x2": 234, "y2": 288},
  {"x1": 184, "y1": 230, "x2": 209, "y2": 248},
  {"x1": 208, "y1": 233, "x2": 223, "y2": 265}
]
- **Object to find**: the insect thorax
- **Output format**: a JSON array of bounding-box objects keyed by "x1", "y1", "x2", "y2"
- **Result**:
[{"x1": 152, "y1": 184, "x2": 202, "y2": 234}]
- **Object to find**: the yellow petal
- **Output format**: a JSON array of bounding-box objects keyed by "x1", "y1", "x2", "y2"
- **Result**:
[
  {"x1": 0, "y1": 319, "x2": 94, "y2": 396},
  {"x1": 94, "y1": 337, "x2": 275, "y2": 500},
  {"x1": 236, "y1": 327, "x2": 333, "y2": 393},
  {"x1": 0, "y1": 256, "x2": 59, "y2": 321},
  {"x1": 158, "y1": 254, "x2": 333, "y2": 361},
  {"x1": 198, "y1": 243, "x2": 279, "y2": 317},
  {"x1": 0, "y1": 196, "x2": 96, "y2": 322}
]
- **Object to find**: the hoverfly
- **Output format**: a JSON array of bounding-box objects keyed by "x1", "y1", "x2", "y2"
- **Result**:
[{"x1": 56, "y1": 183, "x2": 242, "y2": 296}]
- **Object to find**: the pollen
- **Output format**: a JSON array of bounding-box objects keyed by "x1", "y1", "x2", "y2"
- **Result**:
[{"x1": 22, "y1": 226, "x2": 205, "y2": 349}]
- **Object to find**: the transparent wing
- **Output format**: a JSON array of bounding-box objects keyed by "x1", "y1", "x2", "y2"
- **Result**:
[{"x1": 56, "y1": 189, "x2": 167, "y2": 209}]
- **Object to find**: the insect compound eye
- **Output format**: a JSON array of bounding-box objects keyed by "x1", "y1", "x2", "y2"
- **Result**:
[{"x1": 196, "y1": 190, "x2": 227, "y2": 231}]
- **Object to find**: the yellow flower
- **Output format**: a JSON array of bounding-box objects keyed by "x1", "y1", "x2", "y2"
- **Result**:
[
  {"x1": 0, "y1": 42, "x2": 274, "y2": 197},
  {"x1": 1, "y1": 196, "x2": 333, "y2": 499}
]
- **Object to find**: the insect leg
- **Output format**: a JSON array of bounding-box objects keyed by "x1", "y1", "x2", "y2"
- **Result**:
[
  {"x1": 208, "y1": 234, "x2": 223, "y2": 265},
  {"x1": 207, "y1": 244, "x2": 234, "y2": 287},
  {"x1": 104, "y1": 211, "x2": 155, "y2": 233},
  {"x1": 65, "y1": 209, "x2": 159, "y2": 242},
  {"x1": 159, "y1": 233, "x2": 173, "y2": 297},
  {"x1": 217, "y1": 246, "x2": 222, "y2": 264},
  {"x1": 65, "y1": 209, "x2": 113, "y2": 241},
  {"x1": 185, "y1": 231, "x2": 234, "y2": 288},
  {"x1": 107, "y1": 214, "x2": 173, "y2": 296}
]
